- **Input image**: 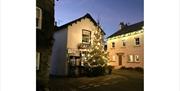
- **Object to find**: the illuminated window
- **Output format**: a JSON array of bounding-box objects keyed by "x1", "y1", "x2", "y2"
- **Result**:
[
  {"x1": 82, "y1": 29, "x2": 91, "y2": 43},
  {"x1": 36, "y1": 52, "x2": 40, "y2": 70},
  {"x1": 112, "y1": 42, "x2": 115, "y2": 48},
  {"x1": 122, "y1": 40, "x2": 126, "y2": 47},
  {"x1": 135, "y1": 55, "x2": 140, "y2": 62},
  {"x1": 135, "y1": 38, "x2": 140, "y2": 45},
  {"x1": 128, "y1": 55, "x2": 133, "y2": 62},
  {"x1": 36, "y1": 7, "x2": 42, "y2": 29}
]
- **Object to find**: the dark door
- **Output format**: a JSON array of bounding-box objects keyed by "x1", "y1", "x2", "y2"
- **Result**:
[{"x1": 118, "y1": 55, "x2": 122, "y2": 65}]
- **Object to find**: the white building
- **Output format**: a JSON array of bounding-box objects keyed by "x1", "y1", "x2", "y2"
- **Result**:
[
  {"x1": 50, "y1": 13, "x2": 105, "y2": 76},
  {"x1": 107, "y1": 21, "x2": 144, "y2": 69}
]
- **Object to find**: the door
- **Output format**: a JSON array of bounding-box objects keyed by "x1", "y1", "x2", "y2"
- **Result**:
[{"x1": 118, "y1": 55, "x2": 122, "y2": 65}]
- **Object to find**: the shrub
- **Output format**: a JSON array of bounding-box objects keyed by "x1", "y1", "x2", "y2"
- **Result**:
[
  {"x1": 120, "y1": 66, "x2": 126, "y2": 70},
  {"x1": 85, "y1": 66, "x2": 106, "y2": 77},
  {"x1": 106, "y1": 65, "x2": 114, "y2": 74},
  {"x1": 134, "y1": 67, "x2": 144, "y2": 72},
  {"x1": 126, "y1": 67, "x2": 133, "y2": 70}
]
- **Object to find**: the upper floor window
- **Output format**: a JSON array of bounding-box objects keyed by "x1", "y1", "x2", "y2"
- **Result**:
[
  {"x1": 122, "y1": 40, "x2": 126, "y2": 47},
  {"x1": 36, "y1": 52, "x2": 40, "y2": 70},
  {"x1": 82, "y1": 29, "x2": 91, "y2": 44},
  {"x1": 112, "y1": 42, "x2": 115, "y2": 48},
  {"x1": 36, "y1": 7, "x2": 42, "y2": 29},
  {"x1": 135, "y1": 38, "x2": 140, "y2": 45}
]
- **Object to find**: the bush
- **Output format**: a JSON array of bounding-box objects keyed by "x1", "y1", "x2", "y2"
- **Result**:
[
  {"x1": 126, "y1": 67, "x2": 133, "y2": 70},
  {"x1": 120, "y1": 66, "x2": 144, "y2": 72},
  {"x1": 134, "y1": 67, "x2": 144, "y2": 72},
  {"x1": 120, "y1": 66, "x2": 126, "y2": 70},
  {"x1": 85, "y1": 66, "x2": 106, "y2": 77},
  {"x1": 106, "y1": 65, "x2": 114, "y2": 74}
]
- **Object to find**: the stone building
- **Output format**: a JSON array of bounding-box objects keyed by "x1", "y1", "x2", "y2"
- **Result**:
[
  {"x1": 50, "y1": 13, "x2": 105, "y2": 76},
  {"x1": 36, "y1": 0, "x2": 54, "y2": 90},
  {"x1": 107, "y1": 21, "x2": 144, "y2": 69}
]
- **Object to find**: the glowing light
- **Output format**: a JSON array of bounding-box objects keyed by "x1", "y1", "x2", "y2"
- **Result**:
[{"x1": 98, "y1": 42, "x2": 100, "y2": 45}]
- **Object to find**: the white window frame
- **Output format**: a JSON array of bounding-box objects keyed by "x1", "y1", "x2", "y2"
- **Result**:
[
  {"x1": 128, "y1": 55, "x2": 133, "y2": 62},
  {"x1": 36, "y1": 7, "x2": 42, "y2": 29},
  {"x1": 134, "y1": 55, "x2": 140, "y2": 62},
  {"x1": 36, "y1": 52, "x2": 40, "y2": 70},
  {"x1": 82, "y1": 29, "x2": 91, "y2": 44}
]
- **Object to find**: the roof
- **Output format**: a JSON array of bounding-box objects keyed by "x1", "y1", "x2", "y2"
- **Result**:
[
  {"x1": 56, "y1": 13, "x2": 106, "y2": 35},
  {"x1": 108, "y1": 21, "x2": 144, "y2": 38}
]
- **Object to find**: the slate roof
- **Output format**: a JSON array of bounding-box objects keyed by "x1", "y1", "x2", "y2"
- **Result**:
[
  {"x1": 56, "y1": 13, "x2": 106, "y2": 35},
  {"x1": 108, "y1": 21, "x2": 144, "y2": 38}
]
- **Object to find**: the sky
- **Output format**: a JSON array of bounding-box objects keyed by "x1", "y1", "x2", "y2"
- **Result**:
[{"x1": 55, "y1": 0, "x2": 144, "y2": 37}]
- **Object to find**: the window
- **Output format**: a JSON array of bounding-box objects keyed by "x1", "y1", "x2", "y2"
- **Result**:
[
  {"x1": 128, "y1": 55, "x2": 133, "y2": 62},
  {"x1": 82, "y1": 29, "x2": 91, "y2": 43},
  {"x1": 122, "y1": 40, "x2": 126, "y2": 47},
  {"x1": 36, "y1": 7, "x2": 42, "y2": 29},
  {"x1": 112, "y1": 42, "x2": 115, "y2": 48},
  {"x1": 135, "y1": 38, "x2": 140, "y2": 45},
  {"x1": 135, "y1": 55, "x2": 140, "y2": 62},
  {"x1": 112, "y1": 56, "x2": 116, "y2": 61},
  {"x1": 36, "y1": 52, "x2": 40, "y2": 70}
]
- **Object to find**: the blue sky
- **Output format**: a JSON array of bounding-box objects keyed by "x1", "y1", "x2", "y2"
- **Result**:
[{"x1": 55, "y1": 0, "x2": 144, "y2": 37}]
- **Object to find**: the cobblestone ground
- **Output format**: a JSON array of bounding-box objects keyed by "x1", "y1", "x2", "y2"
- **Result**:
[{"x1": 49, "y1": 70, "x2": 144, "y2": 91}]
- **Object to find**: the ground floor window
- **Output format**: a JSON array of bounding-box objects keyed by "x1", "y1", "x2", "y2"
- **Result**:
[
  {"x1": 128, "y1": 55, "x2": 133, "y2": 62},
  {"x1": 128, "y1": 55, "x2": 140, "y2": 62},
  {"x1": 36, "y1": 52, "x2": 40, "y2": 70},
  {"x1": 135, "y1": 55, "x2": 140, "y2": 62}
]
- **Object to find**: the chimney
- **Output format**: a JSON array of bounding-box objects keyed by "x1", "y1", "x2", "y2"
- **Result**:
[{"x1": 119, "y1": 22, "x2": 128, "y2": 30}]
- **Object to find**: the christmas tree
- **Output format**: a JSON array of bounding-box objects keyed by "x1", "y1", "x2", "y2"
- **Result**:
[{"x1": 85, "y1": 22, "x2": 109, "y2": 67}]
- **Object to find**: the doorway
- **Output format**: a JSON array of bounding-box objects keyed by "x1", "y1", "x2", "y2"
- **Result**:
[{"x1": 118, "y1": 55, "x2": 122, "y2": 65}]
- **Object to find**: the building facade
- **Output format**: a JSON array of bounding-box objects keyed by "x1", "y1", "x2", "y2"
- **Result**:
[
  {"x1": 36, "y1": 0, "x2": 54, "y2": 90},
  {"x1": 107, "y1": 21, "x2": 144, "y2": 69},
  {"x1": 50, "y1": 13, "x2": 105, "y2": 76}
]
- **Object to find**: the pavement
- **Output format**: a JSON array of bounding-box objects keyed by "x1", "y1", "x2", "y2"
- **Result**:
[{"x1": 49, "y1": 70, "x2": 144, "y2": 91}]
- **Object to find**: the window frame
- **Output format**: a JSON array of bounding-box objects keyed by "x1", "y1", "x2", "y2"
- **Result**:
[
  {"x1": 112, "y1": 42, "x2": 115, "y2": 48},
  {"x1": 36, "y1": 7, "x2": 42, "y2": 30},
  {"x1": 82, "y1": 29, "x2": 91, "y2": 44},
  {"x1": 122, "y1": 40, "x2": 126, "y2": 47},
  {"x1": 36, "y1": 52, "x2": 40, "y2": 70},
  {"x1": 134, "y1": 37, "x2": 140, "y2": 46},
  {"x1": 128, "y1": 55, "x2": 133, "y2": 62},
  {"x1": 134, "y1": 55, "x2": 140, "y2": 62}
]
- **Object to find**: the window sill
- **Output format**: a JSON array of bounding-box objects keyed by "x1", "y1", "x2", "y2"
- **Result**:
[
  {"x1": 82, "y1": 42, "x2": 91, "y2": 44},
  {"x1": 109, "y1": 61, "x2": 116, "y2": 62},
  {"x1": 110, "y1": 47, "x2": 115, "y2": 49},
  {"x1": 127, "y1": 61, "x2": 140, "y2": 63},
  {"x1": 134, "y1": 45, "x2": 141, "y2": 47}
]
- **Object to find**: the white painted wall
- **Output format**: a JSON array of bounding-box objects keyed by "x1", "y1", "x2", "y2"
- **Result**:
[
  {"x1": 50, "y1": 17, "x2": 104, "y2": 76},
  {"x1": 107, "y1": 29, "x2": 144, "y2": 68},
  {"x1": 67, "y1": 18, "x2": 97, "y2": 49}
]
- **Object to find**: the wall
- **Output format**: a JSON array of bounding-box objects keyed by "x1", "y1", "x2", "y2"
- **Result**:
[
  {"x1": 67, "y1": 18, "x2": 97, "y2": 49},
  {"x1": 51, "y1": 17, "x2": 104, "y2": 76},
  {"x1": 50, "y1": 28, "x2": 68, "y2": 76},
  {"x1": 107, "y1": 29, "x2": 144, "y2": 68}
]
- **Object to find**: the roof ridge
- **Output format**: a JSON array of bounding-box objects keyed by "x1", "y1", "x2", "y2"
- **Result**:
[
  {"x1": 56, "y1": 13, "x2": 106, "y2": 35},
  {"x1": 108, "y1": 21, "x2": 144, "y2": 38}
]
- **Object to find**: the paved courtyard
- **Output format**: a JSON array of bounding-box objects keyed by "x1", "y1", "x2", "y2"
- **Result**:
[{"x1": 49, "y1": 70, "x2": 144, "y2": 91}]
